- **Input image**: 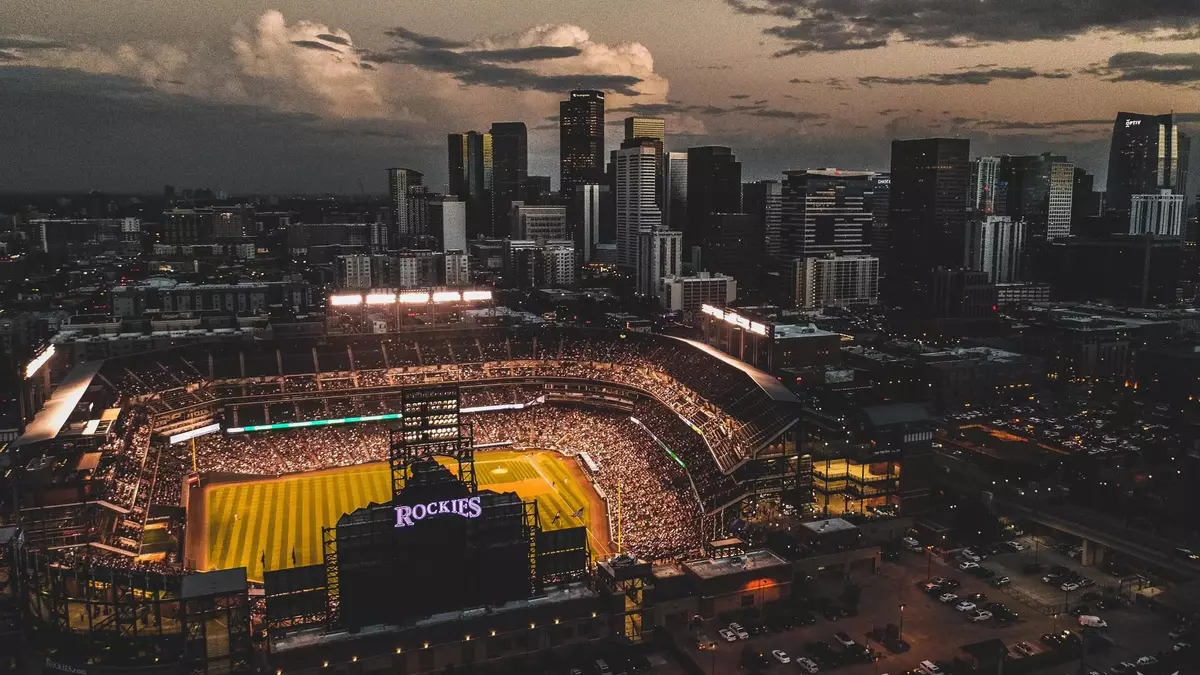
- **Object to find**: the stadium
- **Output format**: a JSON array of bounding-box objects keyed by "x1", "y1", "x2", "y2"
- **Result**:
[{"x1": 3, "y1": 325, "x2": 805, "y2": 673}]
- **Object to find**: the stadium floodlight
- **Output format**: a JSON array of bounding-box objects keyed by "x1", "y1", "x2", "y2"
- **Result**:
[
  {"x1": 432, "y1": 291, "x2": 462, "y2": 303},
  {"x1": 169, "y1": 422, "x2": 222, "y2": 445},
  {"x1": 398, "y1": 291, "x2": 430, "y2": 304},
  {"x1": 226, "y1": 412, "x2": 403, "y2": 434},
  {"x1": 24, "y1": 344, "x2": 55, "y2": 379},
  {"x1": 462, "y1": 290, "x2": 492, "y2": 302},
  {"x1": 330, "y1": 294, "x2": 363, "y2": 306},
  {"x1": 365, "y1": 292, "x2": 397, "y2": 305}
]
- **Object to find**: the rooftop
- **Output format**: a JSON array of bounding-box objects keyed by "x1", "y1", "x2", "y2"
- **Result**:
[
  {"x1": 773, "y1": 323, "x2": 840, "y2": 340},
  {"x1": 671, "y1": 337, "x2": 799, "y2": 403},
  {"x1": 683, "y1": 549, "x2": 790, "y2": 580},
  {"x1": 800, "y1": 518, "x2": 858, "y2": 536}
]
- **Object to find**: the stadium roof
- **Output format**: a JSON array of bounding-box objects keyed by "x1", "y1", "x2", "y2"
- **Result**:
[
  {"x1": 671, "y1": 337, "x2": 800, "y2": 404},
  {"x1": 9, "y1": 361, "x2": 103, "y2": 450}
]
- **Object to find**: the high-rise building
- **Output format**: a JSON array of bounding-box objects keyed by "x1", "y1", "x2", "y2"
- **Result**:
[
  {"x1": 867, "y1": 173, "x2": 891, "y2": 274},
  {"x1": 571, "y1": 184, "x2": 609, "y2": 263},
  {"x1": 708, "y1": 213, "x2": 762, "y2": 297},
  {"x1": 792, "y1": 254, "x2": 879, "y2": 309},
  {"x1": 658, "y1": 272, "x2": 737, "y2": 314},
  {"x1": 559, "y1": 90, "x2": 605, "y2": 195},
  {"x1": 685, "y1": 147, "x2": 742, "y2": 253},
  {"x1": 386, "y1": 167, "x2": 424, "y2": 247},
  {"x1": 1130, "y1": 190, "x2": 1186, "y2": 237},
  {"x1": 510, "y1": 203, "x2": 568, "y2": 242},
  {"x1": 443, "y1": 251, "x2": 470, "y2": 287},
  {"x1": 489, "y1": 122, "x2": 528, "y2": 238},
  {"x1": 1107, "y1": 112, "x2": 1191, "y2": 217},
  {"x1": 636, "y1": 229, "x2": 683, "y2": 297},
  {"x1": 524, "y1": 176, "x2": 553, "y2": 205},
  {"x1": 997, "y1": 154, "x2": 1074, "y2": 240},
  {"x1": 337, "y1": 254, "x2": 382, "y2": 289},
  {"x1": 447, "y1": 131, "x2": 492, "y2": 238},
  {"x1": 541, "y1": 241, "x2": 576, "y2": 288},
  {"x1": 969, "y1": 157, "x2": 1000, "y2": 213},
  {"x1": 779, "y1": 170, "x2": 874, "y2": 261},
  {"x1": 436, "y1": 200, "x2": 467, "y2": 252},
  {"x1": 665, "y1": 152, "x2": 689, "y2": 232},
  {"x1": 624, "y1": 116, "x2": 665, "y2": 143},
  {"x1": 1071, "y1": 168, "x2": 1104, "y2": 235},
  {"x1": 888, "y1": 138, "x2": 971, "y2": 310},
  {"x1": 615, "y1": 141, "x2": 663, "y2": 268},
  {"x1": 742, "y1": 180, "x2": 782, "y2": 261},
  {"x1": 965, "y1": 215, "x2": 1026, "y2": 284}
]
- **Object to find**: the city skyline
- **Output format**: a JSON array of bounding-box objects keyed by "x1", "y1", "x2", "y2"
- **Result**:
[{"x1": 3, "y1": 1, "x2": 1200, "y2": 193}]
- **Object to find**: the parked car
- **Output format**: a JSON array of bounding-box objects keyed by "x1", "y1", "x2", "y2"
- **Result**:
[
  {"x1": 960, "y1": 549, "x2": 982, "y2": 562},
  {"x1": 1079, "y1": 615, "x2": 1108, "y2": 629},
  {"x1": 832, "y1": 631, "x2": 856, "y2": 648},
  {"x1": 1005, "y1": 540, "x2": 1025, "y2": 551},
  {"x1": 1014, "y1": 641, "x2": 1037, "y2": 656},
  {"x1": 796, "y1": 657, "x2": 819, "y2": 674},
  {"x1": 939, "y1": 593, "x2": 959, "y2": 604},
  {"x1": 1134, "y1": 656, "x2": 1158, "y2": 667},
  {"x1": 958, "y1": 561, "x2": 979, "y2": 571},
  {"x1": 771, "y1": 650, "x2": 790, "y2": 664},
  {"x1": 718, "y1": 628, "x2": 737, "y2": 642},
  {"x1": 955, "y1": 600, "x2": 977, "y2": 613},
  {"x1": 1061, "y1": 582, "x2": 1081, "y2": 592},
  {"x1": 991, "y1": 576, "x2": 1011, "y2": 587},
  {"x1": 1109, "y1": 662, "x2": 1137, "y2": 674},
  {"x1": 969, "y1": 610, "x2": 993, "y2": 622},
  {"x1": 729, "y1": 622, "x2": 749, "y2": 639},
  {"x1": 964, "y1": 593, "x2": 987, "y2": 603}
]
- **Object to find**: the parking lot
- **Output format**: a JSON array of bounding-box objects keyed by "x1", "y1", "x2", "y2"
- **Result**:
[{"x1": 675, "y1": 542, "x2": 1183, "y2": 675}]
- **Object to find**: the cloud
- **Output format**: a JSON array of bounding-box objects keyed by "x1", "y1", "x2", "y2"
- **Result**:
[
  {"x1": 0, "y1": 35, "x2": 71, "y2": 50},
  {"x1": 790, "y1": 76, "x2": 848, "y2": 89},
  {"x1": 369, "y1": 24, "x2": 666, "y2": 99},
  {"x1": 859, "y1": 66, "x2": 1073, "y2": 87},
  {"x1": 1084, "y1": 51, "x2": 1200, "y2": 86},
  {"x1": 726, "y1": 0, "x2": 1200, "y2": 55},
  {"x1": 730, "y1": 93, "x2": 750, "y2": 99},
  {"x1": 290, "y1": 40, "x2": 341, "y2": 52}
]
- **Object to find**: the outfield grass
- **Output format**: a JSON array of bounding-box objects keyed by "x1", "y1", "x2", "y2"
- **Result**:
[{"x1": 202, "y1": 450, "x2": 605, "y2": 582}]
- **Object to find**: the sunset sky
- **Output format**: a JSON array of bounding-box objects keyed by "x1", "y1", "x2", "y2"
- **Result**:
[{"x1": 4, "y1": 0, "x2": 1200, "y2": 193}]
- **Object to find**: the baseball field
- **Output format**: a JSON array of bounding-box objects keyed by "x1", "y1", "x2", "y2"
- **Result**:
[{"x1": 197, "y1": 450, "x2": 610, "y2": 582}]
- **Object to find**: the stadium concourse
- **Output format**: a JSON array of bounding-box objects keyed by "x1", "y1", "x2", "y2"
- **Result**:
[{"x1": 25, "y1": 326, "x2": 798, "y2": 584}]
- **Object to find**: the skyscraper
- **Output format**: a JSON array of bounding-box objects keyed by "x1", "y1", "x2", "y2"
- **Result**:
[
  {"x1": 968, "y1": 157, "x2": 1000, "y2": 213},
  {"x1": 624, "y1": 116, "x2": 665, "y2": 143},
  {"x1": 686, "y1": 146, "x2": 742, "y2": 253},
  {"x1": 636, "y1": 229, "x2": 682, "y2": 296},
  {"x1": 1130, "y1": 191, "x2": 1186, "y2": 237},
  {"x1": 559, "y1": 90, "x2": 605, "y2": 195},
  {"x1": 998, "y1": 153, "x2": 1074, "y2": 240},
  {"x1": 571, "y1": 184, "x2": 609, "y2": 263},
  {"x1": 888, "y1": 138, "x2": 971, "y2": 308},
  {"x1": 665, "y1": 152, "x2": 689, "y2": 232},
  {"x1": 867, "y1": 172, "x2": 891, "y2": 275},
  {"x1": 447, "y1": 131, "x2": 492, "y2": 238},
  {"x1": 386, "y1": 167, "x2": 424, "y2": 248},
  {"x1": 615, "y1": 141, "x2": 663, "y2": 269},
  {"x1": 1107, "y1": 112, "x2": 1191, "y2": 217},
  {"x1": 742, "y1": 180, "x2": 782, "y2": 261},
  {"x1": 965, "y1": 215, "x2": 1026, "y2": 283},
  {"x1": 779, "y1": 169, "x2": 873, "y2": 261},
  {"x1": 489, "y1": 122, "x2": 528, "y2": 238}
]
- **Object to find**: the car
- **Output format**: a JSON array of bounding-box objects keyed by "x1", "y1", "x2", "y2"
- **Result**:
[
  {"x1": 796, "y1": 657, "x2": 819, "y2": 674},
  {"x1": 1061, "y1": 582, "x2": 1081, "y2": 592},
  {"x1": 939, "y1": 578, "x2": 961, "y2": 589},
  {"x1": 955, "y1": 600, "x2": 977, "y2": 612},
  {"x1": 1169, "y1": 626, "x2": 1191, "y2": 640},
  {"x1": 917, "y1": 660, "x2": 943, "y2": 675},
  {"x1": 939, "y1": 593, "x2": 959, "y2": 604},
  {"x1": 991, "y1": 576, "x2": 1011, "y2": 587},
  {"x1": 771, "y1": 650, "x2": 790, "y2": 664},
  {"x1": 921, "y1": 582, "x2": 942, "y2": 594},
  {"x1": 718, "y1": 628, "x2": 737, "y2": 642},
  {"x1": 969, "y1": 610, "x2": 993, "y2": 622},
  {"x1": 1057, "y1": 630, "x2": 1081, "y2": 645},
  {"x1": 1041, "y1": 633, "x2": 1064, "y2": 647},
  {"x1": 1109, "y1": 662, "x2": 1137, "y2": 674},
  {"x1": 571, "y1": 669, "x2": 584, "y2": 675},
  {"x1": 1175, "y1": 641, "x2": 1193, "y2": 652},
  {"x1": 1014, "y1": 641, "x2": 1037, "y2": 656},
  {"x1": 958, "y1": 561, "x2": 979, "y2": 571},
  {"x1": 1079, "y1": 615, "x2": 1108, "y2": 628},
  {"x1": 1134, "y1": 656, "x2": 1158, "y2": 666},
  {"x1": 832, "y1": 631, "x2": 856, "y2": 648},
  {"x1": 960, "y1": 549, "x2": 982, "y2": 562},
  {"x1": 729, "y1": 622, "x2": 749, "y2": 639},
  {"x1": 694, "y1": 634, "x2": 717, "y2": 650},
  {"x1": 965, "y1": 592, "x2": 987, "y2": 603},
  {"x1": 1043, "y1": 573, "x2": 1062, "y2": 584},
  {"x1": 1079, "y1": 577, "x2": 1095, "y2": 587},
  {"x1": 1005, "y1": 540, "x2": 1025, "y2": 551}
]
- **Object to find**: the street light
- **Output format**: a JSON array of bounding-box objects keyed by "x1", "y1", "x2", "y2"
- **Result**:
[
  {"x1": 926, "y1": 546, "x2": 934, "y2": 581},
  {"x1": 898, "y1": 604, "x2": 905, "y2": 639}
]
